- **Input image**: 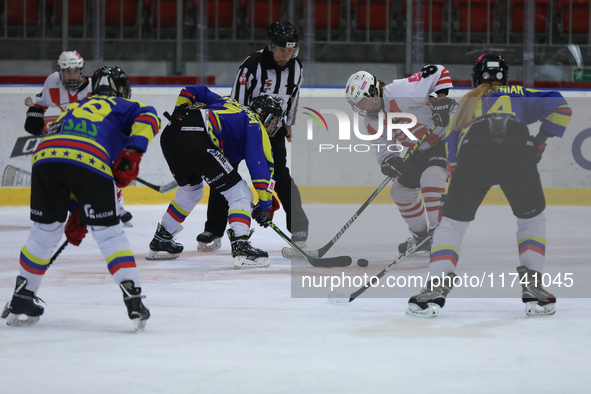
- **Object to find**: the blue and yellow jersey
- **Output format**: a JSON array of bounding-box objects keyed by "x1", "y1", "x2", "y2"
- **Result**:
[
  {"x1": 446, "y1": 86, "x2": 572, "y2": 173},
  {"x1": 32, "y1": 95, "x2": 160, "y2": 181},
  {"x1": 175, "y1": 86, "x2": 275, "y2": 209}
]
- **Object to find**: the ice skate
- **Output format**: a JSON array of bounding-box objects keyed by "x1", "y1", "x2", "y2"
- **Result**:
[
  {"x1": 119, "y1": 280, "x2": 150, "y2": 331},
  {"x1": 146, "y1": 223, "x2": 184, "y2": 260},
  {"x1": 120, "y1": 210, "x2": 133, "y2": 228},
  {"x1": 516, "y1": 265, "x2": 556, "y2": 317},
  {"x1": 1, "y1": 276, "x2": 44, "y2": 327},
  {"x1": 197, "y1": 231, "x2": 222, "y2": 252},
  {"x1": 228, "y1": 228, "x2": 269, "y2": 269},
  {"x1": 281, "y1": 231, "x2": 311, "y2": 259},
  {"x1": 398, "y1": 228, "x2": 434, "y2": 259},
  {"x1": 406, "y1": 273, "x2": 457, "y2": 318}
]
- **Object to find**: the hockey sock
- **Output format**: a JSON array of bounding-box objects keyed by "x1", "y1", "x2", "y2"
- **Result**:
[
  {"x1": 428, "y1": 217, "x2": 470, "y2": 276},
  {"x1": 221, "y1": 179, "x2": 252, "y2": 237},
  {"x1": 161, "y1": 183, "x2": 204, "y2": 233},
  {"x1": 91, "y1": 225, "x2": 140, "y2": 286},
  {"x1": 19, "y1": 222, "x2": 64, "y2": 292},
  {"x1": 516, "y1": 212, "x2": 546, "y2": 273},
  {"x1": 420, "y1": 166, "x2": 447, "y2": 228}
]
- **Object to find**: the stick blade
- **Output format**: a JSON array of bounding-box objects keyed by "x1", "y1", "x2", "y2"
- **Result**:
[
  {"x1": 158, "y1": 180, "x2": 178, "y2": 193},
  {"x1": 327, "y1": 291, "x2": 352, "y2": 304},
  {"x1": 311, "y1": 255, "x2": 352, "y2": 268}
]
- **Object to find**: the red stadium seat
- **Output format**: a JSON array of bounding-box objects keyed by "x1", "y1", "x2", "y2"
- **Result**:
[
  {"x1": 241, "y1": 0, "x2": 282, "y2": 29},
  {"x1": 402, "y1": 0, "x2": 446, "y2": 32},
  {"x1": 510, "y1": 0, "x2": 549, "y2": 33},
  {"x1": 454, "y1": 0, "x2": 497, "y2": 33},
  {"x1": 6, "y1": 0, "x2": 40, "y2": 27},
  {"x1": 52, "y1": 0, "x2": 85, "y2": 27},
  {"x1": 146, "y1": 0, "x2": 180, "y2": 29},
  {"x1": 352, "y1": 0, "x2": 394, "y2": 31},
  {"x1": 205, "y1": 0, "x2": 234, "y2": 29},
  {"x1": 105, "y1": 0, "x2": 139, "y2": 28},
  {"x1": 558, "y1": 0, "x2": 590, "y2": 34},
  {"x1": 301, "y1": 0, "x2": 342, "y2": 30}
]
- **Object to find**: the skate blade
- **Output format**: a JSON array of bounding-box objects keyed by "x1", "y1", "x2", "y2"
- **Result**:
[
  {"x1": 405, "y1": 303, "x2": 440, "y2": 319},
  {"x1": 133, "y1": 318, "x2": 147, "y2": 332},
  {"x1": 327, "y1": 291, "x2": 351, "y2": 304},
  {"x1": 122, "y1": 221, "x2": 133, "y2": 228},
  {"x1": 398, "y1": 251, "x2": 430, "y2": 261},
  {"x1": 281, "y1": 247, "x2": 318, "y2": 260},
  {"x1": 1, "y1": 302, "x2": 9, "y2": 319},
  {"x1": 525, "y1": 301, "x2": 556, "y2": 317},
  {"x1": 145, "y1": 250, "x2": 181, "y2": 261},
  {"x1": 197, "y1": 239, "x2": 221, "y2": 252},
  {"x1": 234, "y1": 256, "x2": 270, "y2": 270},
  {"x1": 5, "y1": 313, "x2": 41, "y2": 326}
]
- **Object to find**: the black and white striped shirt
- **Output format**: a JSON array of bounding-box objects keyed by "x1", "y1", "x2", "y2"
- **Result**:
[{"x1": 230, "y1": 47, "x2": 303, "y2": 126}]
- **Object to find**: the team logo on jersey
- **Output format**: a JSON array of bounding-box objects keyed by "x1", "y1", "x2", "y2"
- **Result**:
[
  {"x1": 407, "y1": 72, "x2": 422, "y2": 82},
  {"x1": 265, "y1": 79, "x2": 272, "y2": 88},
  {"x1": 239, "y1": 73, "x2": 247, "y2": 85}
]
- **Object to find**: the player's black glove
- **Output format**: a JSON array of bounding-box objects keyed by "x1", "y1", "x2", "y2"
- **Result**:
[
  {"x1": 24, "y1": 107, "x2": 45, "y2": 136},
  {"x1": 528, "y1": 136, "x2": 547, "y2": 163},
  {"x1": 428, "y1": 97, "x2": 456, "y2": 128},
  {"x1": 380, "y1": 156, "x2": 405, "y2": 177}
]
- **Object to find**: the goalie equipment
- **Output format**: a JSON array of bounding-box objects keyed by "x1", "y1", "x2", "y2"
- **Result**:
[
  {"x1": 228, "y1": 228, "x2": 269, "y2": 269},
  {"x1": 2, "y1": 276, "x2": 45, "y2": 326},
  {"x1": 120, "y1": 280, "x2": 150, "y2": 332},
  {"x1": 146, "y1": 223, "x2": 184, "y2": 260},
  {"x1": 91, "y1": 66, "x2": 132, "y2": 98},
  {"x1": 516, "y1": 265, "x2": 556, "y2": 317},
  {"x1": 197, "y1": 231, "x2": 222, "y2": 252},
  {"x1": 58, "y1": 50, "x2": 84, "y2": 91},
  {"x1": 406, "y1": 272, "x2": 457, "y2": 318}
]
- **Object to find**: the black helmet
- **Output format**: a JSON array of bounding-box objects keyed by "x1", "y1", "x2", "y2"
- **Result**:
[
  {"x1": 472, "y1": 53, "x2": 508, "y2": 88},
  {"x1": 91, "y1": 66, "x2": 132, "y2": 98},
  {"x1": 250, "y1": 95, "x2": 283, "y2": 137},
  {"x1": 267, "y1": 22, "x2": 299, "y2": 56}
]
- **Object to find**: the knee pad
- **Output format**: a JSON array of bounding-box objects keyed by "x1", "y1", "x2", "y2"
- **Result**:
[
  {"x1": 90, "y1": 225, "x2": 132, "y2": 258},
  {"x1": 420, "y1": 166, "x2": 447, "y2": 189},
  {"x1": 221, "y1": 179, "x2": 252, "y2": 208},
  {"x1": 25, "y1": 222, "x2": 64, "y2": 259},
  {"x1": 175, "y1": 182, "x2": 205, "y2": 211},
  {"x1": 390, "y1": 180, "x2": 420, "y2": 204}
]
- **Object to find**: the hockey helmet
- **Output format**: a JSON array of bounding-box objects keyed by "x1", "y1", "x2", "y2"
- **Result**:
[
  {"x1": 345, "y1": 71, "x2": 381, "y2": 117},
  {"x1": 57, "y1": 50, "x2": 84, "y2": 91},
  {"x1": 267, "y1": 22, "x2": 299, "y2": 58},
  {"x1": 91, "y1": 66, "x2": 132, "y2": 99},
  {"x1": 472, "y1": 53, "x2": 508, "y2": 88},
  {"x1": 250, "y1": 95, "x2": 283, "y2": 137}
]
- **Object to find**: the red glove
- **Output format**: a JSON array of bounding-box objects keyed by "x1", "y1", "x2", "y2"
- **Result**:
[
  {"x1": 253, "y1": 195, "x2": 280, "y2": 227},
  {"x1": 112, "y1": 149, "x2": 143, "y2": 188},
  {"x1": 65, "y1": 209, "x2": 88, "y2": 246}
]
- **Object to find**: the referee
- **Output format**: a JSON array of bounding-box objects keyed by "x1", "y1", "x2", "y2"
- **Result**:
[{"x1": 197, "y1": 21, "x2": 310, "y2": 252}]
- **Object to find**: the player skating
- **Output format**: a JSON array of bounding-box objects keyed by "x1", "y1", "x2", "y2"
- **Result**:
[
  {"x1": 2, "y1": 66, "x2": 160, "y2": 330},
  {"x1": 345, "y1": 65, "x2": 455, "y2": 258},
  {"x1": 24, "y1": 51, "x2": 134, "y2": 226},
  {"x1": 406, "y1": 54, "x2": 572, "y2": 318},
  {"x1": 146, "y1": 87, "x2": 282, "y2": 269}
]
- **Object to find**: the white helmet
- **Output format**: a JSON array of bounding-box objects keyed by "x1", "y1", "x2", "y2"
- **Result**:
[
  {"x1": 57, "y1": 50, "x2": 84, "y2": 90},
  {"x1": 345, "y1": 71, "x2": 381, "y2": 117}
]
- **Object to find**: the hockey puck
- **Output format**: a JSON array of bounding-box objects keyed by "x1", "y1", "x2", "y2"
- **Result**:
[{"x1": 357, "y1": 259, "x2": 369, "y2": 267}]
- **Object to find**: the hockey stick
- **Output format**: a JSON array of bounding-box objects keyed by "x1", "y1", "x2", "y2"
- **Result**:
[
  {"x1": 284, "y1": 123, "x2": 440, "y2": 260},
  {"x1": 48, "y1": 239, "x2": 69, "y2": 268},
  {"x1": 266, "y1": 220, "x2": 352, "y2": 268},
  {"x1": 328, "y1": 233, "x2": 433, "y2": 303},
  {"x1": 135, "y1": 177, "x2": 179, "y2": 193}
]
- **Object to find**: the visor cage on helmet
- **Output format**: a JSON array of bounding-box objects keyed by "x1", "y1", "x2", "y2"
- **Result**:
[
  {"x1": 58, "y1": 51, "x2": 84, "y2": 91},
  {"x1": 346, "y1": 72, "x2": 381, "y2": 117},
  {"x1": 91, "y1": 66, "x2": 132, "y2": 99},
  {"x1": 250, "y1": 95, "x2": 283, "y2": 137},
  {"x1": 472, "y1": 53, "x2": 508, "y2": 87}
]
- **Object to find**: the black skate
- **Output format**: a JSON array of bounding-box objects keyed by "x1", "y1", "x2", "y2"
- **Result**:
[
  {"x1": 227, "y1": 228, "x2": 269, "y2": 269},
  {"x1": 398, "y1": 228, "x2": 434, "y2": 259},
  {"x1": 516, "y1": 265, "x2": 556, "y2": 317},
  {"x1": 197, "y1": 231, "x2": 222, "y2": 252},
  {"x1": 120, "y1": 280, "x2": 150, "y2": 331},
  {"x1": 146, "y1": 223, "x2": 184, "y2": 260},
  {"x1": 1, "y1": 276, "x2": 45, "y2": 326},
  {"x1": 120, "y1": 210, "x2": 133, "y2": 228},
  {"x1": 406, "y1": 272, "x2": 457, "y2": 318}
]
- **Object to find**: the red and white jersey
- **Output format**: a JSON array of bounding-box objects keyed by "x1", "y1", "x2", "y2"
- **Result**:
[
  {"x1": 364, "y1": 65, "x2": 453, "y2": 164},
  {"x1": 33, "y1": 71, "x2": 92, "y2": 112}
]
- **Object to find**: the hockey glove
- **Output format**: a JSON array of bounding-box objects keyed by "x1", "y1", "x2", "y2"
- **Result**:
[
  {"x1": 528, "y1": 136, "x2": 547, "y2": 164},
  {"x1": 24, "y1": 107, "x2": 45, "y2": 136},
  {"x1": 252, "y1": 195, "x2": 280, "y2": 227},
  {"x1": 113, "y1": 148, "x2": 143, "y2": 188},
  {"x1": 380, "y1": 156, "x2": 405, "y2": 177},
  {"x1": 65, "y1": 209, "x2": 88, "y2": 247},
  {"x1": 428, "y1": 97, "x2": 456, "y2": 128}
]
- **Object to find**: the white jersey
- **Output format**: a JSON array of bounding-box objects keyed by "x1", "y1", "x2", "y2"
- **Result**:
[
  {"x1": 364, "y1": 65, "x2": 453, "y2": 164},
  {"x1": 33, "y1": 71, "x2": 92, "y2": 112}
]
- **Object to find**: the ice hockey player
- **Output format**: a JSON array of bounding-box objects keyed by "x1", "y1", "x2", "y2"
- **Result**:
[
  {"x1": 146, "y1": 87, "x2": 281, "y2": 269},
  {"x1": 24, "y1": 50, "x2": 134, "y2": 227},
  {"x1": 345, "y1": 65, "x2": 456, "y2": 258},
  {"x1": 199, "y1": 21, "x2": 309, "y2": 254},
  {"x1": 2, "y1": 66, "x2": 160, "y2": 330},
  {"x1": 406, "y1": 53, "x2": 571, "y2": 318}
]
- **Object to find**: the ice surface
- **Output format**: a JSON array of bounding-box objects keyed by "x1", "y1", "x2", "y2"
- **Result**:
[{"x1": 0, "y1": 204, "x2": 590, "y2": 393}]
